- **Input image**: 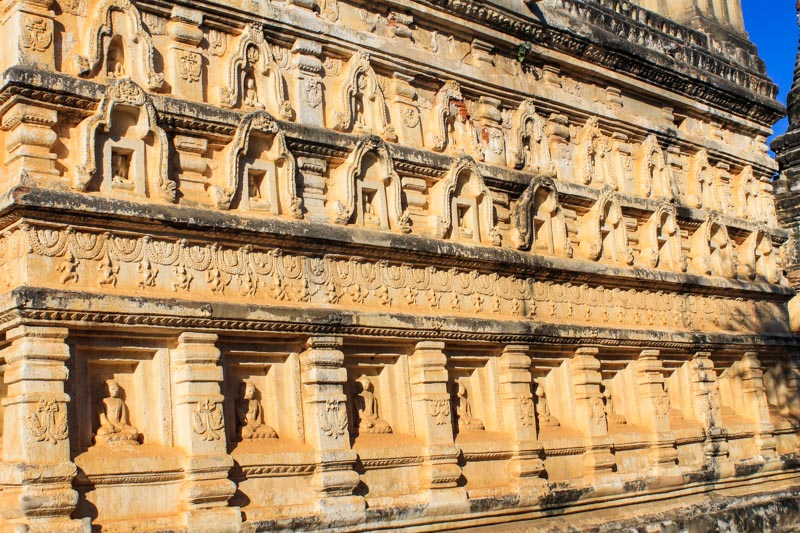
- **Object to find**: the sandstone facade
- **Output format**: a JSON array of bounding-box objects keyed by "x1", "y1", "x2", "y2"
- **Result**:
[{"x1": 0, "y1": 0, "x2": 797, "y2": 531}]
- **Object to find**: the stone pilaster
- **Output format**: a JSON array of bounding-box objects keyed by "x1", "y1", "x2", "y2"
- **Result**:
[
  {"x1": 570, "y1": 347, "x2": 615, "y2": 479},
  {"x1": 689, "y1": 351, "x2": 732, "y2": 478},
  {"x1": 298, "y1": 157, "x2": 328, "y2": 222},
  {"x1": 390, "y1": 73, "x2": 423, "y2": 147},
  {"x1": 0, "y1": 0, "x2": 55, "y2": 71},
  {"x1": 408, "y1": 341, "x2": 467, "y2": 516},
  {"x1": 1, "y1": 101, "x2": 59, "y2": 180},
  {"x1": 300, "y1": 336, "x2": 363, "y2": 527},
  {"x1": 0, "y1": 326, "x2": 87, "y2": 533},
  {"x1": 291, "y1": 39, "x2": 325, "y2": 127},
  {"x1": 168, "y1": 7, "x2": 205, "y2": 102},
  {"x1": 738, "y1": 352, "x2": 779, "y2": 467},
  {"x1": 171, "y1": 332, "x2": 240, "y2": 532},
  {"x1": 635, "y1": 350, "x2": 680, "y2": 481},
  {"x1": 497, "y1": 345, "x2": 545, "y2": 503}
]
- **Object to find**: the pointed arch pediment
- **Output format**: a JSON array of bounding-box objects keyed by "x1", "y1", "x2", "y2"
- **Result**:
[
  {"x1": 508, "y1": 99, "x2": 556, "y2": 176},
  {"x1": 640, "y1": 201, "x2": 685, "y2": 271},
  {"x1": 329, "y1": 136, "x2": 408, "y2": 232},
  {"x1": 687, "y1": 149, "x2": 715, "y2": 210},
  {"x1": 76, "y1": 78, "x2": 174, "y2": 202},
  {"x1": 511, "y1": 175, "x2": 572, "y2": 257},
  {"x1": 738, "y1": 227, "x2": 782, "y2": 284},
  {"x1": 573, "y1": 116, "x2": 610, "y2": 186},
  {"x1": 637, "y1": 134, "x2": 674, "y2": 199},
  {"x1": 331, "y1": 51, "x2": 396, "y2": 141},
  {"x1": 429, "y1": 156, "x2": 499, "y2": 245},
  {"x1": 690, "y1": 214, "x2": 736, "y2": 278},
  {"x1": 218, "y1": 23, "x2": 292, "y2": 119},
  {"x1": 425, "y1": 80, "x2": 463, "y2": 153},
  {"x1": 72, "y1": 0, "x2": 164, "y2": 90},
  {"x1": 578, "y1": 186, "x2": 633, "y2": 265},
  {"x1": 212, "y1": 111, "x2": 299, "y2": 215}
]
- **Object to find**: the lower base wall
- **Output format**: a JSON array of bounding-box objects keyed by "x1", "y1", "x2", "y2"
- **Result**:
[{"x1": 456, "y1": 481, "x2": 800, "y2": 533}]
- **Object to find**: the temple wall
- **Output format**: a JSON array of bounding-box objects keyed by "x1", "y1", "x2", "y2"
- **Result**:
[{"x1": 0, "y1": 0, "x2": 797, "y2": 531}]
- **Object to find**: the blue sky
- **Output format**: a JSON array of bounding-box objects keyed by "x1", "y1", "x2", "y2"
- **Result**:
[{"x1": 742, "y1": 1, "x2": 797, "y2": 140}]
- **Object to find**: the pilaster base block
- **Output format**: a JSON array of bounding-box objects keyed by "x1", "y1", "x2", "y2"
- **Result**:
[
  {"x1": 583, "y1": 440, "x2": 616, "y2": 479},
  {"x1": 0, "y1": 461, "x2": 81, "y2": 532},
  {"x1": 181, "y1": 476, "x2": 237, "y2": 509},
  {"x1": 315, "y1": 495, "x2": 365, "y2": 528},
  {"x1": 420, "y1": 488, "x2": 469, "y2": 518},
  {"x1": 182, "y1": 507, "x2": 242, "y2": 533}
]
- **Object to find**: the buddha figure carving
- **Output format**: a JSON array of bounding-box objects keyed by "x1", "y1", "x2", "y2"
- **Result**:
[
  {"x1": 243, "y1": 76, "x2": 263, "y2": 109},
  {"x1": 107, "y1": 44, "x2": 125, "y2": 79},
  {"x1": 111, "y1": 151, "x2": 130, "y2": 185},
  {"x1": 353, "y1": 374, "x2": 392, "y2": 434},
  {"x1": 454, "y1": 379, "x2": 484, "y2": 432},
  {"x1": 534, "y1": 377, "x2": 560, "y2": 428},
  {"x1": 601, "y1": 380, "x2": 627, "y2": 425},
  {"x1": 95, "y1": 379, "x2": 140, "y2": 446},
  {"x1": 235, "y1": 381, "x2": 278, "y2": 440}
]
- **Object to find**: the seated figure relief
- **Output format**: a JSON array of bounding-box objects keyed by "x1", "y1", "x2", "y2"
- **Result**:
[
  {"x1": 353, "y1": 374, "x2": 392, "y2": 434},
  {"x1": 454, "y1": 379, "x2": 484, "y2": 432},
  {"x1": 534, "y1": 377, "x2": 560, "y2": 428},
  {"x1": 95, "y1": 379, "x2": 140, "y2": 446},
  {"x1": 235, "y1": 381, "x2": 278, "y2": 440}
]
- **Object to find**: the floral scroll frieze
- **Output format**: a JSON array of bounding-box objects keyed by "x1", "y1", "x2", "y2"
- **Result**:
[{"x1": 8, "y1": 223, "x2": 791, "y2": 334}]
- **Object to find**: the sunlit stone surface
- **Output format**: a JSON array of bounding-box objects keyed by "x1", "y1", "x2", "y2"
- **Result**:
[{"x1": 0, "y1": 0, "x2": 798, "y2": 531}]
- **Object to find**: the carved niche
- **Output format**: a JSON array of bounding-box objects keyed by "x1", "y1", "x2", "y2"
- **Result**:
[
  {"x1": 738, "y1": 229, "x2": 783, "y2": 284},
  {"x1": 218, "y1": 23, "x2": 293, "y2": 119},
  {"x1": 689, "y1": 215, "x2": 736, "y2": 278},
  {"x1": 573, "y1": 117, "x2": 611, "y2": 186},
  {"x1": 429, "y1": 157, "x2": 500, "y2": 245},
  {"x1": 510, "y1": 175, "x2": 572, "y2": 257},
  {"x1": 732, "y1": 165, "x2": 762, "y2": 222},
  {"x1": 328, "y1": 136, "x2": 409, "y2": 232},
  {"x1": 637, "y1": 134, "x2": 676, "y2": 199},
  {"x1": 425, "y1": 81, "x2": 481, "y2": 158},
  {"x1": 578, "y1": 187, "x2": 634, "y2": 265},
  {"x1": 639, "y1": 202, "x2": 686, "y2": 271},
  {"x1": 687, "y1": 149, "x2": 717, "y2": 210},
  {"x1": 75, "y1": 79, "x2": 175, "y2": 202},
  {"x1": 331, "y1": 51, "x2": 396, "y2": 141},
  {"x1": 72, "y1": 0, "x2": 164, "y2": 90},
  {"x1": 211, "y1": 111, "x2": 300, "y2": 215},
  {"x1": 507, "y1": 99, "x2": 556, "y2": 176}
]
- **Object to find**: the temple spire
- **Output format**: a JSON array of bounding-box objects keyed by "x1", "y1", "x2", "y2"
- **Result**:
[{"x1": 790, "y1": 2, "x2": 800, "y2": 127}]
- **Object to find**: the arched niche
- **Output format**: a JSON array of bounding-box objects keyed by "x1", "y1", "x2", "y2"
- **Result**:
[
  {"x1": 72, "y1": 0, "x2": 164, "y2": 91},
  {"x1": 637, "y1": 134, "x2": 675, "y2": 200},
  {"x1": 573, "y1": 117, "x2": 610, "y2": 186},
  {"x1": 507, "y1": 99, "x2": 556, "y2": 177},
  {"x1": 732, "y1": 165, "x2": 761, "y2": 221},
  {"x1": 578, "y1": 187, "x2": 633, "y2": 265},
  {"x1": 211, "y1": 111, "x2": 300, "y2": 215},
  {"x1": 331, "y1": 51, "x2": 396, "y2": 141},
  {"x1": 639, "y1": 202, "x2": 685, "y2": 271},
  {"x1": 75, "y1": 79, "x2": 175, "y2": 202},
  {"x1": 424, "y1": 80, "x2": 480, "y2": 159},
  {"x1": 429, "y1": 157, "x2": 499, "y2": 245},
  {"x1": 689, "y1": 216, "x2": 736, "y2": 278},
  {"x1": 511, "y1": 175, "x2": 572, "y2": 257},
  {"x1": 687, "y1": 149, "x2": 717, "y2": 210},
  {"x1": 218, "y1": 23, "x2": 293, "y2": 120},
  {"x1": 328, "y1": 136, "x2": 409, "y2": 232},
  {"x1": 738, "y1": 229, "x2": 783, "y2": 284}
]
